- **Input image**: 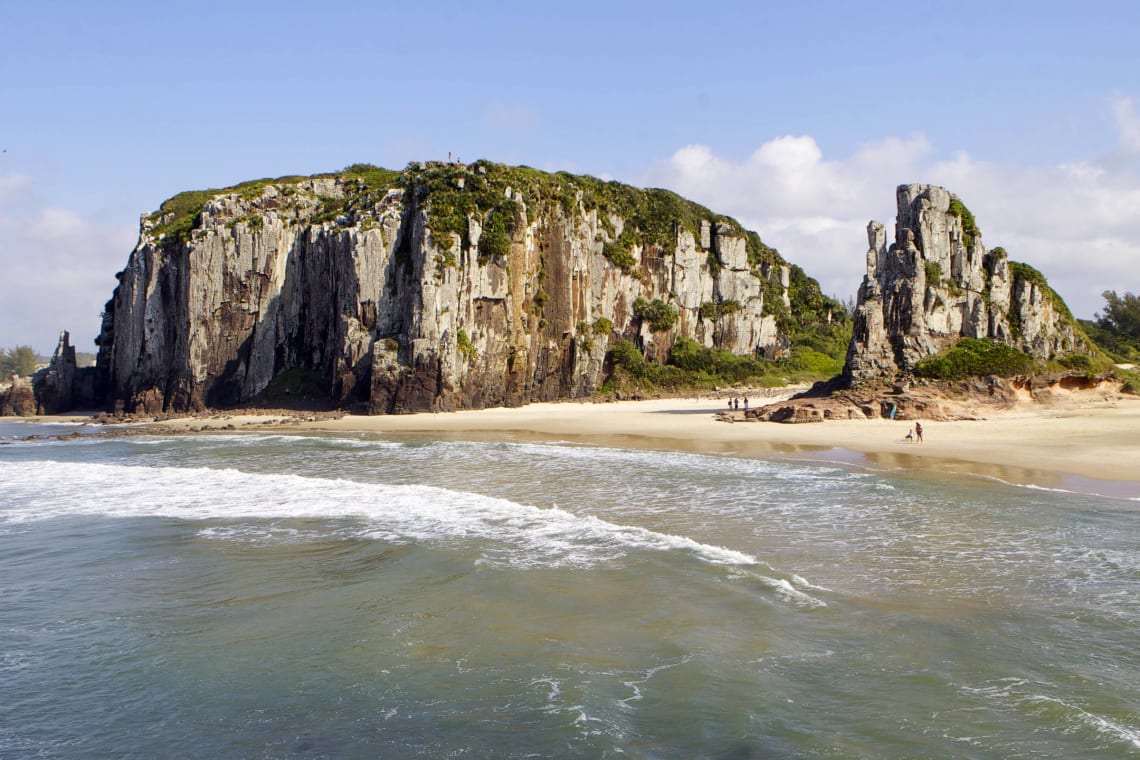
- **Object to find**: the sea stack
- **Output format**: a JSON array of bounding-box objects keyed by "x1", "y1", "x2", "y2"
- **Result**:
[{"x1": 844, "y1": 184, "x2": 1090, "y2": 383}]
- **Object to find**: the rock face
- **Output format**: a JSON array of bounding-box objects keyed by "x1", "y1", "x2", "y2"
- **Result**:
[
  {"x1": 35, "y1": 331, "x2": 97, "y2": 414},
  {"x1": 845, "y1": 184, "x2": 1089, "y2": 382},
  {"x1": 0, "y1": 376, "x2": 37, "y2": 416},
  {"x1": 96, "y1": 162, "x2": 797, "y2": 414}
]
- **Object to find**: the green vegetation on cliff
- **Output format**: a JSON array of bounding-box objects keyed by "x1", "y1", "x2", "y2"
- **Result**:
[
  {"x1": 632, "y1": 297, "x2": 678, "y2": 332},
  {"x1": 947, "y1": 197, "x2": 980, "y2": 249},
  {"x1": 913, "y1": 335, "x2": 1121, "y2": 383},
  {"x1": 1007, "y1": 260, "x2": 1076, "y2": 324},
  {"x1": 602, "y1": 336, "x2": 843, "y2": 394},
  {"x1": 913, "y1": 338, "x2": 1035, "y2": 380}
]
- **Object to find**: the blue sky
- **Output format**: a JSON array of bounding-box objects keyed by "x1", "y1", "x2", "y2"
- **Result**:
[{"x1": 3, "y1": 1, "x2": 1140, "y2": 352}]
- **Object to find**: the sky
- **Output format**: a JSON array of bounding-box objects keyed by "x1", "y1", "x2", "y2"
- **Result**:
[{"x1": 3, "y1": 1, "x2": 1140, "y2": 353}]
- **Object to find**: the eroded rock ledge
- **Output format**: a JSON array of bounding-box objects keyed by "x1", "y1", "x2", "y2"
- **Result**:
[{"x1": 736, "y1": 372, "x2": 1122, "y2": 424}]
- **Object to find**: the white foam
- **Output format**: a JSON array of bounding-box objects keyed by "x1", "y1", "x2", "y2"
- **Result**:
[
  {"x1": 0, "y1": 460, "x2": 764, "y2": 573},
  {"x1": 960, "y1": 680, "x2": 1140, "y2": 751},
  {"x1": 792, "y1": 574, "x2": 832, "y2": 592},
  {"x1": 1026, "y1": 695, "x2": 1140, "y2": 749},
  {"x1": 975, "y1": 475, "x2": 1140, "y2": 503},
  {"x1": 764, "y1": 577, "x2": 828, "y2": 608},
  {"x1": 159, "y1": 433, "x2": 403, "y2": 449}
]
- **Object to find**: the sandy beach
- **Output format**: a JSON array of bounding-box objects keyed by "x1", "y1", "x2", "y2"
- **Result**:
[
  {"x1": 137, "y1": 388, "x2": 1140, "y2": 495},
  {"x1": 19, "y1": 388, "x2": 1140, "y2": 497},
  {"x1": 300, "y1": 395, "x2": 1140, "y2": 495}
]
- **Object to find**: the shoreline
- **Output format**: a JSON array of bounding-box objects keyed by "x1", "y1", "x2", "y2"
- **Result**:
[{"x1": 10, "y1": 391, "x2": 1140, "y2": 498}]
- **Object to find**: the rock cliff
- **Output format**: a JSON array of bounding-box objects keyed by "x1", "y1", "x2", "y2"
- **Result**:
[
  {"x1": 96, "y1": 162, "x2": 803, "y2": 414},
  {"x1": 845, "y1": 184, "x2": 1091, "y2": 383}
]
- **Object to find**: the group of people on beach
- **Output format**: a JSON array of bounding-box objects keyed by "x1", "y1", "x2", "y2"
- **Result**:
[
  {"x1": 905, "y1": 422, "x2": 924, "y2": 443},
  {"x1": 728, "y1": 397, "x2": 749, "y2": 412}
]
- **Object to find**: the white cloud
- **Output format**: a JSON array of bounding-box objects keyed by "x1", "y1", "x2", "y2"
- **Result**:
[
  {"x1": 1111, "y1": 96, "x2": 1140, "y2": 154},
  {"x1": 643, "y1": 133, "x2": 931, "y2": 305},
  {"x1": 0, "y1": 173, "x2": 135, "y2": 353},
  {"x1": 26, "y1": 208, "x2": 92, "y2": 242},
  {"x1": 641, "y1": 113, "x2": 1140, "y2": 320}
]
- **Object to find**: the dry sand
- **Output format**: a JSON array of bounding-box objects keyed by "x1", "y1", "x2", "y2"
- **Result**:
[
  {"x1": 281, "y1": 390, "x2": 1140, "y2": 496},
  {"x1": 22, "y1": 389, "x2": 1140, "y2": 497}
]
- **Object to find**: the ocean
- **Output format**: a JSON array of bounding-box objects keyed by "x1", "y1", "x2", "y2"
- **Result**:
[{"x1": 1, "y1": 419, "x2": 1138, "y2": 758}]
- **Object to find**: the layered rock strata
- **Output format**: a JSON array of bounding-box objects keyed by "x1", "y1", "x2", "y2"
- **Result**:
[
  {"x1": 96, "y1": 162, "x2": 795, "y2": 414},
  {"x1": 845, "y1": 184, "x2": 1088, "y2": 382}
]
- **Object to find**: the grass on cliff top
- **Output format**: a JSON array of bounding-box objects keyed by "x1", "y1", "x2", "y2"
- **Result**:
[
  {"x1": 946, "y1": 196, "x2": 980, "y2": 249},
  {"x1": 144, "y1": 160, "x2": 786, "y2": 276},
  {"x1": 404, "y1": 159, "x2": 785, "y2": 270},
  {"x1": 1006, "y1": 261, "x2": 1076, "y2": 323},
  {"x1": 147, "y1": 164, "x2": 400, "y2": 242}
]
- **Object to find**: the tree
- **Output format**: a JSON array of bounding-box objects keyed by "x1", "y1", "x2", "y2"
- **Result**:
[
  {"x1": 1097, "y1": 290, "x2": 1140, "y2": 340},
  {"x1": 0, "y1": 345, "x2": 39, "y2": 377}
]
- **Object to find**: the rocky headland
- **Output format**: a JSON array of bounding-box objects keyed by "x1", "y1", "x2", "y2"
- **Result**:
[
  {"x1": 3, "y1": 167, "x2": 1123, "y2": 421},
  {"x1": 89, "y1": 161, "x2": 837, "y2": 416}
]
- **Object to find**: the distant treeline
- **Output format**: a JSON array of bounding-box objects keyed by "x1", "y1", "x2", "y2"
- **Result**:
[{"x1": 0, "y1": 346, "x2": 97, "y2": 378}]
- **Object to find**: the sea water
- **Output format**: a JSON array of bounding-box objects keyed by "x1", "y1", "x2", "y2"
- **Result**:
[{"x1": 1, "y1": 420, "x2": 1137, "y2": 758}]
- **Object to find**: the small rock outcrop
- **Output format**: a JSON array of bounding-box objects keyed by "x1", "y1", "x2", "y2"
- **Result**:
[
  {"x1": 95, "y1": 162, "x2": 806, "y2": 414},
  {"x1": 35, "y1": 331, "x2": 97, "y2": 414},
  {"x1": 845, "y1": 184, "x2": 1090, "y2": 383},
  {"x1": 747, "y1": 371, "x2": 1120, "y2": 423},
  {"x1": 0, "y1": 376, "x2": 37, "y2": 416}
]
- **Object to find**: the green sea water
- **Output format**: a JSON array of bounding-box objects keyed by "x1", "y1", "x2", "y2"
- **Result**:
[{"x1": 1, "y1": 421, "x2": 1137, "y2": 758}]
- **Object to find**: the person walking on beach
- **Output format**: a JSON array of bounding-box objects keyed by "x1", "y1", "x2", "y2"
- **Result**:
[
  {"x1": 915, "y1": 422, "x2": 923, "y2": 443},
  {"x1": 743, "y1": 397, "x2": 749, "y2": 412}
]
